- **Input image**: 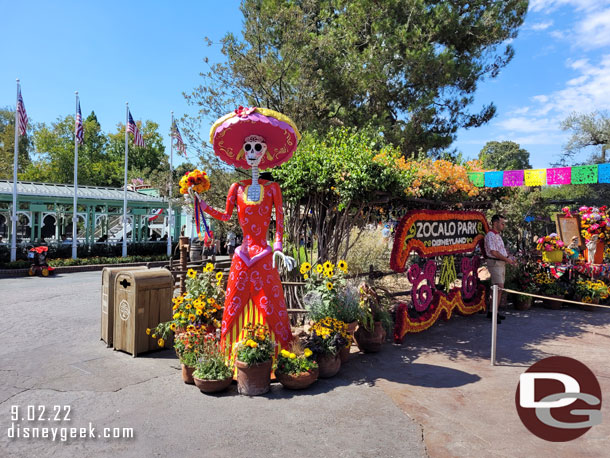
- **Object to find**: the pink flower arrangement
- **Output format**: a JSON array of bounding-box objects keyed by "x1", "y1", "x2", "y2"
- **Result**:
[
  {"x1": 565, "y1": 206, "x2": 610, "y2": 241},
  {"x1": 536, "y1": 234, "x2": 565, "y2": 252}
]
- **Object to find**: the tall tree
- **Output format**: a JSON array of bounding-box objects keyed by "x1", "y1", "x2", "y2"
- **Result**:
[
  {"x1": 558, "y1": 111, "x2": 610, "y2": 165},
  {"x1": 107, "y1": 120, "x2": 169, "y2": 180},
  {"x1": 184, "y1": 0, "x2": 528, "y2": 158},
  {"x1": 478, "y1": 140, "x2": 531, "y2": 170},
  {"x1": 0, "y1": 107, "x2": 32, "y2": 180}
]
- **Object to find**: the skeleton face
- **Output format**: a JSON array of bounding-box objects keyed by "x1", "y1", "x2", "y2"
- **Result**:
[{"x1": 243, "y1": 135, "x2": 267, "y2": 167}]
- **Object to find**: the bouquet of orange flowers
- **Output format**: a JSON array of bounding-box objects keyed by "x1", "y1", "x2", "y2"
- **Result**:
[{"x1": 179, "y1": 169, "x2": 210, "y2": 195}]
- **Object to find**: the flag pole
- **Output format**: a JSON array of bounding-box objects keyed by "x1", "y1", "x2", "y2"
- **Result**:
[
  {"x1": 167, "y1": 112, "x2": 174, "y2": 257},
  {"x1": 123, "y1": 103, "x2": 129, "y2": 257},
  {"x1": 10, "y1": 79, "x2": 20, "y2": 262},
  {"x1": 72, "y1": 92, "x2": 79, "y2": 259}
]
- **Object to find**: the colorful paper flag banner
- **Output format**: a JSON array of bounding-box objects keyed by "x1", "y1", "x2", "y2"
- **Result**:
[
  {"x1": 467, "y1": 163, "x2": 610, "y2": 188},
  {"x1": 547, "y1": 167, "x2": 571, "y2": 185},
  {"x1": 484, "y1": 171, "x2": 503, "y2": 188},
  {"x1": 524, "y1": 169, "x2": 546, "y2": 186},
  {"x1": 503, "y1": 170, "x2": 524, "y2": 187},
  {"x1": 467, "y1": 172, "x2": 485, "y2": 187}
]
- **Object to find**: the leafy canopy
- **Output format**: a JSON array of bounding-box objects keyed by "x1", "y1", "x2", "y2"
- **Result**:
[{"x1": 184, "y1": 0, "x2": 528, "y2": 156}]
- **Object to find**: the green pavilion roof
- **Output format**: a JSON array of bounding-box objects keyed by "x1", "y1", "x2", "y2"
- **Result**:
[{"x1": 0, "y1": 180, "x2": 165, "y2": 204}]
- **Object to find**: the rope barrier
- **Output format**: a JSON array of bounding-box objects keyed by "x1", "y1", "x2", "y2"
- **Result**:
[{"x1": 501, "y1": 288, "x2": 610, "y2": 310}]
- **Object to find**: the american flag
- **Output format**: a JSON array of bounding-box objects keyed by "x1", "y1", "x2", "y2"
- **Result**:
[
  {"x1": 75, "y1": 101, "x2": 84, "y2": 145},
  {"x1": 172, "y1": 122, "x2": 186, "y2": 156},
  {"x1": 17, "y1": 87, "x2": 28, "y2": 136},
  {"x1": 127, "y1": 111, "x2": 145, "y2": 147}
]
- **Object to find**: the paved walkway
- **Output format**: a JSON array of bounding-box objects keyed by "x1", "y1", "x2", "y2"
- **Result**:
[{"x1": 1, "y1": 271, "x2": 609, "y2": 457}]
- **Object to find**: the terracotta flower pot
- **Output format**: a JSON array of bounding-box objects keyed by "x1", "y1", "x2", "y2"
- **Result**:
[
  {"x1": 354, "y1": 322, "x2": 385, "y2": 353},
  {"x1": 276, "y1": 368, "x2": 319, "y2": 390},
  {"x1": 181, "y1": 364, "x2": 195, "y2": 385},
  {"x1": 543, "y1": 297, "x2": 563, "y2": 310},
  {"x1": 235, "y1": 359, "x2": 272, "y2": 396},
  {"x1": 514, "y1": 295, "x2": 532, "y2": 311},
  {"x1": 339, "y1": 345, "x2": 351, "y2": 364},
  {"x1": 193, "y1": 376, "x2": 233, "y2": 393},
  {"x1": 317, "y1": 353, "x2": 341, "y2": 378}
]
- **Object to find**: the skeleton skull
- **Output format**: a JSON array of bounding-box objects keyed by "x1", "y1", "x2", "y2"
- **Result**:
[{"x1": 243, "y1": 135, "x2": 267, "y2": 167}]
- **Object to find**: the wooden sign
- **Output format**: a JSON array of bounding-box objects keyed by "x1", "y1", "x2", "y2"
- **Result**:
[
  {"x1": 390, "y1": 210, "x2": 489, "y2": 272},
  {"x1": 555, "y1": 215, "x2": 583, "y2": 248}
]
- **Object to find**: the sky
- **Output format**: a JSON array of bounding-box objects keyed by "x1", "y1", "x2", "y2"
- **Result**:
[{"x1": 1, "y1": 0, "x2": 610, "y2": 172}]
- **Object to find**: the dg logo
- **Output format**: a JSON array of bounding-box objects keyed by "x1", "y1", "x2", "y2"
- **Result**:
[{"x1": 515, "y1": 356, "x2": 602, "y2": 441}]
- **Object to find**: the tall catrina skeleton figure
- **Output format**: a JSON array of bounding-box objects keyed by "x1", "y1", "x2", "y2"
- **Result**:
[{"x1": 189, "y1": 106, "x2": 299, "y2": 358}]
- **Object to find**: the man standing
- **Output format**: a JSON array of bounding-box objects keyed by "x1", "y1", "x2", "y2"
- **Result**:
[
  {"x1": 226, "y1": 230, "x2": 237, "y2": 259},
  {"x1": 485, "y1": 214, "x2": 516, "y2": 323}
]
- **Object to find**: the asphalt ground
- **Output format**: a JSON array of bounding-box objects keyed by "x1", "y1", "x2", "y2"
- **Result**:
[
  {"x1": 0, "y1": 271, "x2": 426, "y2": 458},
  {"x1": 2, "y1": 271, "x2": 610, "y2": 457}
]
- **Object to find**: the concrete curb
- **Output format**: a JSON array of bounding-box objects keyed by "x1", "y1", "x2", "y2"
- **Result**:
[{"x1": 0, "y1": 260, "x2": 170, "y2": 278}]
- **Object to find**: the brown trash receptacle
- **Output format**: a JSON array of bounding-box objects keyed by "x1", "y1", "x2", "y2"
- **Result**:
[
  {"x1": 101, "y1": 266, "x2": 147, "y2": 347},
  {"x1": 113, "y1": 269, "x2": 173, "y2": 357}
]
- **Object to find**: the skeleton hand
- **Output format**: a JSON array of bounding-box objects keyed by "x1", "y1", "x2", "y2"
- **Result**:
[
  {"x1": 272, "y1": 251, "x2": 297, "y2": 272},
  {"x1": 187, "y1": 187, "x2": 207, "y2": 209}
]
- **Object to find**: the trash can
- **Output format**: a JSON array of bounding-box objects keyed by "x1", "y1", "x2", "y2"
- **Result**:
[
  {"x1": 112, "y1": 269, "x2": 174, "y2": 357},
  {"x1": 101, "y1": 266, "x2": 147, "y2": 347}
]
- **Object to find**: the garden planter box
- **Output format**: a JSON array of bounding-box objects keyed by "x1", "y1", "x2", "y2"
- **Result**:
[
  {"x1": 542, "y1": 250, "x2": 563, "y2": 263},
  {"x1": 112, "y1": 269, "x2": 173, "y2": 357},
  {"x1": 100, "y1": 266, "x2": 147, "y2": 347}
]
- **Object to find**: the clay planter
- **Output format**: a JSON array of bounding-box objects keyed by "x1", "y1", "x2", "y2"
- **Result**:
[
  {"x1": 193, "y1": 376, "x2": 233, "y2": 394},
  {"x1": 346, "y1": 321, "x2": 358, "y2": 342},
  {"x1": 354, "y1": 322, "x2": 385, "y2": 353},
  {"x1": 543, "y1": 297, "x2": 563, "y2": 310},
  {"x1": 339, "y1": 345, "x2": 351, "y2": 364},
  {"x1": 181, "y1": 364, "x2": 195, "y2": 385},
  {"x1": 276, "y1": 368, "x2": 319, "y2": 390},
  {"x1": 235, "y1": 359, "x2": 272, "y2": 396},
  {"x1": 317, "y1": 353, "x2": 341, "y2": 378},
  {"x1": 514, "y1": 295, "x2": 533, "y2": 311}
]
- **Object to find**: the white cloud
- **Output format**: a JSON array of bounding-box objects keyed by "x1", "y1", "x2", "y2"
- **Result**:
[
  {"x1": 576, "y1": 8, "x2": 610, "y2": 48},
  {"x1": 492, "y1": 55, "x2": 610, "y2": 152},
  {"x1": 529, "y1": 0, "x2": 607, "y2": 14},
  {"x1": 529, "y1": 21, "x2": 554, "y2": 31}
]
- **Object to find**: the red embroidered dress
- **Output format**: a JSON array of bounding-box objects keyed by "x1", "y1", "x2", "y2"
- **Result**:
[{"x1": 199, "y1": 179, "x2": 291, "y2": 358}]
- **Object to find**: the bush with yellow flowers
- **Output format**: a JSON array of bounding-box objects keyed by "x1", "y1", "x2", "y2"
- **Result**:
[
  {"x1": 575, "y1": 279, "x2": 610, "y2": 303},
  {"x1": 306, "y1": 317, "x2": 350, "y2": 357},
  {"x1": 179, "y1": 169, "x2": 211, "y2": 195},
  {"x1": 147, "y1": 262, "x2": 224, "y2": 346},
  {"x1": 275, "y1": 341, "x2": 318, "y2": 376},
  {"x1": 234, "y1": 324, "x2": 275, "y2": 365},
  {"x1": 300, "y1": 259, "x2": 362, "y2": 323}
]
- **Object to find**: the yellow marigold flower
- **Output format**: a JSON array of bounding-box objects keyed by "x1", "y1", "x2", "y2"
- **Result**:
[
  {"x1": 188, "y1": 313, "x2": 196, "y2": 321},
  {"x1": 304, "y1": 273, "x2": 309, "y2": 280},
  {"x1": 173, "y1": 313, "x2": 180, "y2": 320},
  {"x1": 152, "y1": 334, "x2": 156, "y2": 339},
  {"x1": 301, "y1": 262, "x2": 312, "y2": 272},
  {"x1": 196, "y1": 309, "x2": 203, "y2": 315},
  {"x1": 337, "y1": 260, "x2": 348, "y2": 272},
  {"x1": 158, "y1": 338, "x2": 165, "y2": 347},
  {"x1": 281, "y1": 349, "x2": 290, "y2": 358},
  {"x1": 146, "y1": 328, "x2": 151, "y2": 335},
  {"x1": 289, "y1": 352, "x2": 296, "y2": 359},
  {"x1": 172, "y1": 305, "x2": 178, "y2": 311},
  {"x1": 187, "y1": 324, "x2": 195, "y2": 331},
  {"x1": 185, "y1": 304, "x2": 192, "y2": 310},
  {"x1": 316, "y1": 264, "x2": 323, "y2": 273},
  {"x1": 170, "y1": 323, "x2": 176, "y2": 331},
  {"x1": 325, "y1": 269, "x2": 334, "y2": 278},
  {"x1": 304, "y1": 348, "x2": 313, "y2": 358},
  {"x1": 205, "y1": 263, "x2": 214, "y2": 272},
  {"x1": 216, "y1": 271, "x2": 223, "y2": 281},
  {"x1": 300, "y1": 266, "x2": 306, "y2": 275},
  {"x1": 323, "y1": 261, "x2": 332, "y2": 270},
  {"x1": 187, "y1": 269, "x2": 197, "y2": 279},
  {"x1": 326, "y1": 282, "x2": 333, "y2": 290}
]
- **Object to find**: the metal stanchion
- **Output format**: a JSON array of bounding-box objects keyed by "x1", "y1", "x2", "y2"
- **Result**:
[{"x1": 490, "y1": 284, "x2": 499, "y2": 366}]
